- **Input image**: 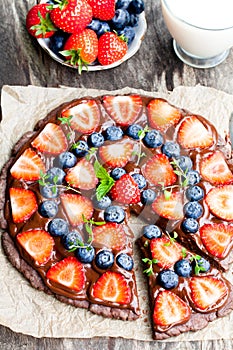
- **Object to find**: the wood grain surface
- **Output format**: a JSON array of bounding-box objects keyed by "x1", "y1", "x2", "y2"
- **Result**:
[{"x1": 1, "y1": 0, "x2": 233, "y2": 349}]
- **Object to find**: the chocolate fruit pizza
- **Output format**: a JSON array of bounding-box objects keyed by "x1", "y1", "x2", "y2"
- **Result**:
[{"x1": 1, "y1": 93, "x2": 233, "y2": 339}]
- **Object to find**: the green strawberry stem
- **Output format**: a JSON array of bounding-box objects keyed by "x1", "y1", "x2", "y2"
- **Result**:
[{"x1": 60, "y1": 49, "x2": 89, "y2": 74}]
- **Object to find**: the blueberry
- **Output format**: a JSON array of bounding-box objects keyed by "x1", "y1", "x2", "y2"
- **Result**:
[
  {"x1": 181, "y1": 218, "x2": 199, "y2": 233},
  {"x1": 116, "y1": 253, "x2": 134, "y2": 271},
  {"x1": 87, "y1": 132, "x2": 104, "y2": 148},
  {"x1": 157, "y1": 270, "x2": 179, "y2": 289},
  {"x1": 62, "y1": 230, "x2": 83, "y2": 250},
  {"x1": 116, "y1": 0, "x2": 132, "y2": 10},
  {"x1": 48, "y1": 218, "x2": 69, "y2": 237},
  {"x1": 73, "y1": 140, "x2": 89, "y2": 157},
  {"x1": 110, "y1": 9, "x2": 130, "y2": 30},
  {"x1": 186, "y1": 170, "x2": 201, "y2": 185},
  {"x1": 175, "y1": 156, "x2": 193, "y2": 172},
  {"x1": 104, "y1": 126, "x2": 123, "y2": 141},
  {"x1": 110, "y1": 167, "x2": 126, "y2": 180},
  {"x1": 131, "y1": 173, "x2": 147, "y2": 189},
  {"x1": 143, "y1": 130, "x2": 163, "y2": 148},
  {"x1": 118, "y1": 26, "x2": 135, "y2": 45},
  {"x1": 193, "y1": 257, "x2": 210, "y2": 273},
  {"x1": 93, "y1": 195, "x2": 112, "y2": 210},
  {"x1": 46, "y1": 167, "x2": 66, "y2": 185},
  {"x1": 174, "y1": 259, "x2": 192, "y2": 277},
  {"x1": 40, "y1": 185, "x2": 59, "y2": 199},
  {"x1": 143, "y1": 224, "x2": 162, "y2": 239},
  {"x1": 75, "y1": 245, "x2": 95, "y2": 264},
  {"x1": 95, "y1": 250, "x2": 114, "y2": 269},
  {"x1": 55, "y1": 152, "x2": 77, "y2": 169},
  {"x1": 128, "y1": 0, "x2": 145, "y2": 14},
  {"x1": 125, "y1": 124, "x2": 143, "y2": 139},
  {"x1": 39, "y1": 200, "x2": 58, "y2": 218},
  {"x1": 141, "y1": 189, "x2": 156, "y2": 205},
  {"x1": 97, "y1": 21, "x2": 111, "y2": 36},
  {"x1": 186, "y1": 186, "x2": 204, "y2": 202},
  {"x1": 129, "y1": 13, "x2": 139, "y2": 27},
  {"x1": 183, "y1": 201, "x2": 203, "y2": 219},
  {"x1": 87, "y1": 19, "x2": 101, "y2": 32},
  {"x1": 162, "y1": 141, "x2": 180, "y2": 158},
  {"x1": 49, "y1": 30, "x2": 69, "y2": 58},
  {"x1": 104, "y1": 205, "x2": 125, "y2": 223}
]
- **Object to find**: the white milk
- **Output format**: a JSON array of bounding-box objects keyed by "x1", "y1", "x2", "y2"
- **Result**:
[{"x1": 161, "y1": 0, "x2": 233, "y2": 58}]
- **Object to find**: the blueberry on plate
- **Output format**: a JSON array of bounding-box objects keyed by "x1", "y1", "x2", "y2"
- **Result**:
[
  {"x1": 39, "y1": 200, "x2": 58, "y2": 218},
  {"x1": 143, "y1": 224, "x2": 162, "y2": 239},
  {"x1": 116, "y1": 0, "x2": 132, "y2": 10},
  {"x1": 54, "y1": 151, "x2": 77, "y2": 169},
  {"x1": 87, "y1": 132, "x2": 105, "y2": 148},
  {"x1": 143, "y1": 129, "x2": 164, "y2": 148},
  {"x1": 92, "y1": 195, "x2": 112, "y2": 210},
  {"x1": 97, "y1": 21, "x2": 111, "y2": 36},
  {"x1": 193, "y1": 257, "x2": 210, "y2": 273},
  {"x1": 125, "y1": 124, "x2": 143, "y2": 139},
  {"x1": 162, "y1": 141, "x2": 180, "y2": 158},
  {"x1": 186, "y1": 185, "x2": 204, "y2": 202},
  {"x1": 181, "y1": 218, "x2": 199, "y2": 234},
  {"x1": 128, "y1": 0, "x2": 145, "y2": 14},
  {"x1": 110, "y1": 167, "x2": 126, "y2": 180},
  {"x1": 73, "y1": 140, "x2": 89, "y2": 157},
  {"x1": 48, "y1": 218, "x2": 69, "y2": 237},
  {"x1": 87, "y1": 19, "x2": 101, "y2": 32},
  {"x1": 116, "y1": 253, "x2": 134, "y2": 271},
  {"x1": 183, "y1": 201, "x2": 203, "y2": 219},
  {"x1": 129, "y1": 13, "x2": 139, "y2": 27},
  {"x1": 40, "y1": 184, "x2": 59, "y2": 199},
  {"x1": 104, "y1": 126, "x2": 123, "y2": 141},
  {"x1": 104, "y1": 205, "x2": 125, "y2": 223},
  {"x1": 46, "y1": 167, "x2": 66, "y2": 185},
  {"x1": 157, "y1": 269, "x2": 179, "y2": 289},
  {"x1": 49, "y1": 30, "x2": 69, "y2": 58},
  {"x1": 95, "y1": 250, "x2": 114, "y2": 269},
  {"x1": 131, "y1": 173, "x2": 147, "y2": 189},
  {"x1": 75, "y1": 245, "x2": 95, "y2": 263},
  {"x1": 62, "y1": 230, "x2": 83, "y2": 250},
  {"x1": 186, "y1": 170, "x2": 201, "y2": 185},
  {"x1": 141, "y1": 188, "x2": 156, "y2": 205},
  {"x1": 110, "y1": 9, "x2": 130, "y2": 30},
  {"x1": 174, "y1": 259, "x2": 192, "y2": 277},
  {"x1": 175, "y1": 155, "x2": 193, "y2": 172},
  {"x1": 118, "y1": 26, "x2": 135, "y2": 46}
]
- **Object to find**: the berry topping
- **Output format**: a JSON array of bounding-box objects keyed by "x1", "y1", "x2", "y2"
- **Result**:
[
  {"x1": 131, "y1": 173, "x2": 147, "y2": 189},
  {"x1": 104, "y1": 205, "x2": 126, "y2": 223},
  {"x1": 183, "y1": 201, "x2": 203, "y2": 219},
  {"x1": 152, "y1": 192, "x2": 184, "y2": 221},
  {"x1": 87, "y1": 0, "x2": 115, "y2": 21},
  {"x1": 39, "y1": 200, "x2": 58, "y2": 218},
  {"x1": 143, "y1": 224, "x2": 162, "y2": 239},
  {"x1": 205, "y1": 185, "x2": 233, "y2": 221},
  {"x1": 186, "y1": 186, "x2": 204, "y2": 202},
  {"x1": 46, "y1": 167, "x2": 66, "y2": 185},
  {"x1": 143, "y1": 154, "x2": 177, "y2": 187},
  {"x1": 98, "y1": 140, "x2": 133, "y2": 168},
  {"x1": 200, "y1": 151, "x2": 233, "y2": 185},
  {"x1": 110, "y1": 173, "x2": 141, "y2": 204},
  {"x1": 110, "y1": 9, "x2": 130, "y2": 30},
  {"x1": 40, "y1": 184, "x2": 59, "y2": 199},
  {"x1": 65, "y1": 158, "x2": 98, "y2": 190},
  {"x1": 157, "y1": 269, "x2": 179, "y2": 289},
  {"x1": 181, "y1": 218, "x2": 199, "y2": 234},
  {"x1": 150, "y1": 236, "x2": 183, "y2": 268},
  {"x1": 142, "y1": 129, "x2": 164, "y2": 148},
  {"x1": 92, "y1": 222, "x2": 127, "y2": 250},
  {"x1": 104, "y1": 126, "x2": 124, "y2": 141},
  {"x1": 60, "y1": 193, "x2": 93, "y2": 226},
  {"x1": 175, "y1": 156, "x2": 193, "y2": 172},
  {"x1": 141, "y1": 188, "x2": 157, "y2": 205},
  {"x1": 75, "y1": 245, "x2": 95, "y2": 263},
  {"x1": 110, "y1": 167, "x2": 126, "y2": 180},
  {"x1": 87, "y1": 132, "x2": 105, "y2": 148},
  {"x1": 48, "y1": 218, "x2": 69, "y2": 237},
  {"x1": 72, "y1": 140, "x2": 89, "y2": 158},
  {"x1": 95, "y1": 250, "x2": 114, "y2": 269},
  {"x1": 174, "y1": 259, "x2": 192, "y2": 277},
  {"x1": 93, "y1": 195, "x2": 112, "y2": 210},
  {"x1": 116, "y1": 253, "x2": 134, "y2": 271},
  {"x1": 98, "y1": 31, "x2": 128, "y2": 66},
  {"x1": 9, "y1": 188, "x2": 38, "y2": 223},
  {"x1": 62, "y1": 229, "x2": 83, "y2": 250},
  {"x1": 192, "y1": 257, "x2": 210, "y2": 273},
  {"x1": 161, "y1": 142, "x2": 180, "y2": 158},
  {"x1": 55, "y1": 151, "x2": 77, "y2": 169},
  {"x1": 186, "y1": 170, "x2": 201, "y2": 186},
  {"x1": 125, "y1": 124, "x2": 143, "y2": 139}
]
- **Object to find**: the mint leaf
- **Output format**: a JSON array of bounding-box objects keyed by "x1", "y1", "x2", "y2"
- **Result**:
[{"x1": 94, "y1": 160, "x2": 115, "y2": 200}]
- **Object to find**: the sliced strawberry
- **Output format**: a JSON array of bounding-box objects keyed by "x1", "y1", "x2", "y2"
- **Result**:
[
  {"x1": 150, "y1": 236, "x2": 183, "y2": 268},
  {"x1": 65, "y1": 158, "x2": 98, "y2": 190},
  {"x1": 189, "y1": 276, "x2": 228, "y2": 311},
  {"x1": 147, "y1": 99, "x2": 182, "y2": 132},
  {"x1": 46, "y1": 256, "x2": 85, "y2": 292},
  {"x1": 142, "y1": 154, "x2": 177, "y2": 187},
  {"x1": 61, "y1": 100, "x2": 100, "y2": 134},
  {"x1": 31, "y1": 123, "x2": 68, "y2": 154},
  {"x1": 110, "y1": 174, "x2": 140, "y2": 204},
  {"x1": 10, "y1": 148, "x2": 45, "y2": 181},
  {"x1": 61, "y1": 193, "x2": 93, "y2": 226},
  {"x1": 9, "y1": 187, "x2": 38, "y2": 223},
  {"x1": 92, "y1": 271, "x2": 131, "y2": 304},
  {"x1": 102, "y1": 95, "x2": 143, "y2": 126},
  {"x1": 152, "y1": 192, "x2": 184, "y2": 220},
  {"x1": 200, "y1": 151, "x2": 233, "y2": 185},
  {"x1": 205, "y1": 185, "x2": 233, "y2": 221},
  {"x1": 17, "y1": 229, "x2": 54, "y2": 265},
  {"x1": 98, "y1": 140, "x2": 133, "y2": 168},
  {"x1": 177, "y1": 116, "x2": 214, "y2": 149},
  {"x1": 153, "y1": 290, "x2": 191, "y2": 327},
  {"x1": 92, "y1": 223, "x2": 127, "y2": 250},
  {"x1": 200, "y1": 223, "x2": 233, "y2": 259}
]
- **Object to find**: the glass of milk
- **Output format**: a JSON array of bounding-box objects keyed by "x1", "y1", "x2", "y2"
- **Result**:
[{"x1": 161, "y1": 0, "x2": 233, "y2": 68}]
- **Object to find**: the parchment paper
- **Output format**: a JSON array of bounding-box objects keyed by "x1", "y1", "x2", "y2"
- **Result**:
[{"x1": 1, "y1": 85, "x2": 233, "y2": 342}]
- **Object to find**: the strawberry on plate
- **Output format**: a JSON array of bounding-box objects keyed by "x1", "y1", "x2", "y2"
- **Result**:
[
  {"x1": 10, "y1": 148, "x2": 45, "y2": 181},
  {"x1": 110, "y1": 174, "x2": 141, "y2": 204},
  {"x1": 205, "y1": 185, "x2": 233, "y2": 221},
  {"x1": 46, "y1": 256, "x2": 85, "y2": 292},
  {"x1": 98, "y1": 140, "x2": 133, "y2": 168},
  {"x1": 17, "y1": 229, "x2": 54, "y2": 266},
  {"x1": 92, "y1": 270, "x2": 131, "y2": 304},
  {"x1": 147, "y1": 99, "x2": 182, "y2": 132},
  {"x1": 65, "y1": 158, "x2": 98, "y2": 190},
  {"x1": 26, "y1": 3, "x2": 56, "y2": 38},
  {"x1": 177, "y1": 116, "x2": 214, "y2": 149},
  {"x1": 152, "y1": 191, "x2": 184, "y2": 220},
  {"x1": 10, "y1": 187, "x2": 38, "y2": 223},
  {"x1": 102, "y1": 95, "x2": 143, "y2": 126},
  {"x1": 150, "y1": 236, "x2": 183, "y2": 268},
  {"x1": 92, "y1": 222, "x2": 127, "y2": 250},
  {"x1": 60, "y1": 193, "x2": 93, "y2": 226},
  {"x1": 31, "y1": 123, "x2": 68, "y2": 155},
  {"x1": 153, "y1": 290, "x2": 191, "y2": 327},
  {"x1": 87, "y1": 0, "x2": 115, "y2": 20},
  {"x1": 200, "y1": 151, "x2": 233, "y2": 185},
  {"x1": 98, "y1": 32, "x2": 128, "y2": 66}
]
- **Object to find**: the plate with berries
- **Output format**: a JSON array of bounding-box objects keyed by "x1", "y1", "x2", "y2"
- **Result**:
[{"x1": 26, "y1": 0, "x2": 147, "y2": 73}]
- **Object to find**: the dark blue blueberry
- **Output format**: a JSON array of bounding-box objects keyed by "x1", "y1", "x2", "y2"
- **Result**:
[
  {"x1": 129, "y1": 13, "x2": 139, "y2": 27},
  {"x1": 186, "y1": 170, "x2": 201, "y2": 186},
  {"x1": 118, "y1": 26, "x2": 135, "y2": 45},
  {"x1": 131, "y1": 173, "x2": 147, "y2": 189},
  {"x1": 183, "y1": 201, "x2": 203, "y2": 219},
  {"x1": 49, "y1": 30, "x2": 69, "y2": 58},
  {"x1": 128, "y1": 0, "x2": 145, "y2": 14},
  {"x1": 193, "y1": 257, "x2": 210, "y2": 273},
  {"x1": 87, "y1": 19, "x2": 101, "y2": 32},
  {"x1": 143, "y1": 224, "x2": 162, "y2": 239},
  {"x1": 116, "y1": 253, "x2": 134, "y2": 271},
  {"x1": 97, "y1": 21, "x2": 111, "y2": 36},
  {"x1": 110, "y1": 9, "x2": 130, "y2": 30},
  {"x1": 93, "y1": 195, "x2": 112, "y2": 210},
  {"x1": 175, "y1": 156, "x2": 193, "y2": 172},
  {"x1": 62, "y1": 230, "x2": 83, "y2": 250},
  {"x1": 39, "y1": 200, "x2": 58, "y2": 218},
  {"x1": 87, "y1": 132, "x2": 105, "y2": 148},
  {"x1": 73, "y1": 140, "x2": 89, "y2": 158},
  {"x1": 125, "y1": 124, "x2": 143, "y2": 139},
  {"x1": 116, "y1": 0, "x2": 131, "y2": 10},
  {"x1": 40, "y1": 185, "x2": 59, "y2": 199},
  {"x1": 110, "y1": 167, "x2": 126, "y2": 180},
  {"x1": 104, "y1": 205, "x2": 125, "y2": 223},
  {"x1": 162, "y1": 141, "x2": 180, "y2": 158},
  {"x1": 95, "y1": 250, "x2": 114, "y2": 269},
  {"x1": 186, "y1": 186, "x2": 204, "y2": 202},
  {"x1": 157, "y1": 269, "x2": 179, "y2": 289},
  {"x1": 141, "y1": 189, "x2": 156, "y2": 205},
  {"x1": 181, "y1": 218, "x2": 199, "y2": 234},
  {"x1": 174, "y1": 259, "x2": 192, "y2": 277},
  {"x1": 48, "y1": 218, "x2": 69, "y2": 237},
  {"x1": 104, "y1": 126, "x2": 123, "y2": 141},
  {"x1": 75, "y1": 245, "x2": 95, "y2": 264},
  {"x1": 46, "y1": 167, "x2": 66, "y2": 185},
  {"x1": 143, "y1": 129, "x2": 163, "y2": 148},
  {"x1": 55, "y1": 152, "x2": 77, "y2": 169}
]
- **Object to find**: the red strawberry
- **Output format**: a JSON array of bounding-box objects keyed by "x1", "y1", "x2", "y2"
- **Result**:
[
  {"x1": 147, "y1": 99, "x2": 182, "y2": 132},
  {"x1": 10, "y1": 148, "x2": 45, "y2": 181},
  {"x1": 153, "y1": 290, "x2": 191, "y2": 327},
  {"x1": 87, "y1": 0, "x2": 115, "y2": 20},
  {"x1": 31, "y1": 123, "x2": 68, "y2": 155},
  {"x1": 26, "y1": 4, "x2": 56, "y2": 38},
  {"x1": 189, "y1": 276, "x2": 228, "y2": 311},
  {"x1": 50, "y1": 0, "x2": 92, "y2": 33},
  {"x1": 46, "y1": 256, "x2": 85, "y2": 292},
  {"x1": 61, "y1": 100, "x2": 100, "y2": 134},
  {"x1": 142, "y1": 154, "x2": 177, "y2": 187},
  {"x1": 10, "y1": 187, "x2": 38, "y2": 223},
  {"x1": 152, "y1": 192, "x2": 184, "y2": 220},
  {"x1": 60, "y1": 193, "x2": 93, "y2": 226},
  {"x1": 98, "y1": 32, "x2": 128, "y2": 66},
  {"x1": 102, "y1": 95, "x2": 143, "y2": 126},
  {"x1": 200, "y1": 223, "x2": 233, "y2": 259},
  {"x1": 92, "y1": 223, "x2": 127, "y2": 250},
  {"x1": 177, "y1": 116, "x2": 214, "y2": 149},
  {"x1": 98, "y1": 140, "x2": 133, "y2": 168},
  {"x1": 150, "y1": 236, "x2": 183, "y2": 268},
  {"x1": 110, "y1": 174, "x2": 141, "y2": 204},
  {"x1": 205, "y1": 185, "x2": 233, "y2": 221},
  {"x1": 92, "y1": 271, "x2": 131, "y2": 304},
  {"x1": 200, "y1": 151, "x2": 233, "y2": 185},
  {"x1": 65, "y1": 158, "x2": 98, "y2": 190},
  {"x1": 17, "y1": 229, "x2": 54, "y2": 266}
]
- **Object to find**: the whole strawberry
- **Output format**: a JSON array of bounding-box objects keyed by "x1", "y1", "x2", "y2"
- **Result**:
[
  {"x1": 26, "y1": 4, "x2": 57, "y2": 38},
  {"x1": 98, "y1": 32, "x2": 128, "y2": 65},
  {"x1": 50, "y1": 0, "x2": 93, "y2": 33},
  {"x1": 87, "y1": 0, "x2": 115, "y2": 20},
  {"x1": 61, "y1": 29, "x2": 98, "y2": 73}
]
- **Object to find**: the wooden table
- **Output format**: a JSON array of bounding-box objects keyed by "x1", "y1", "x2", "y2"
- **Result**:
[{"x1": 0, "y1": 0, "x2": 233, "y2": 349}]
